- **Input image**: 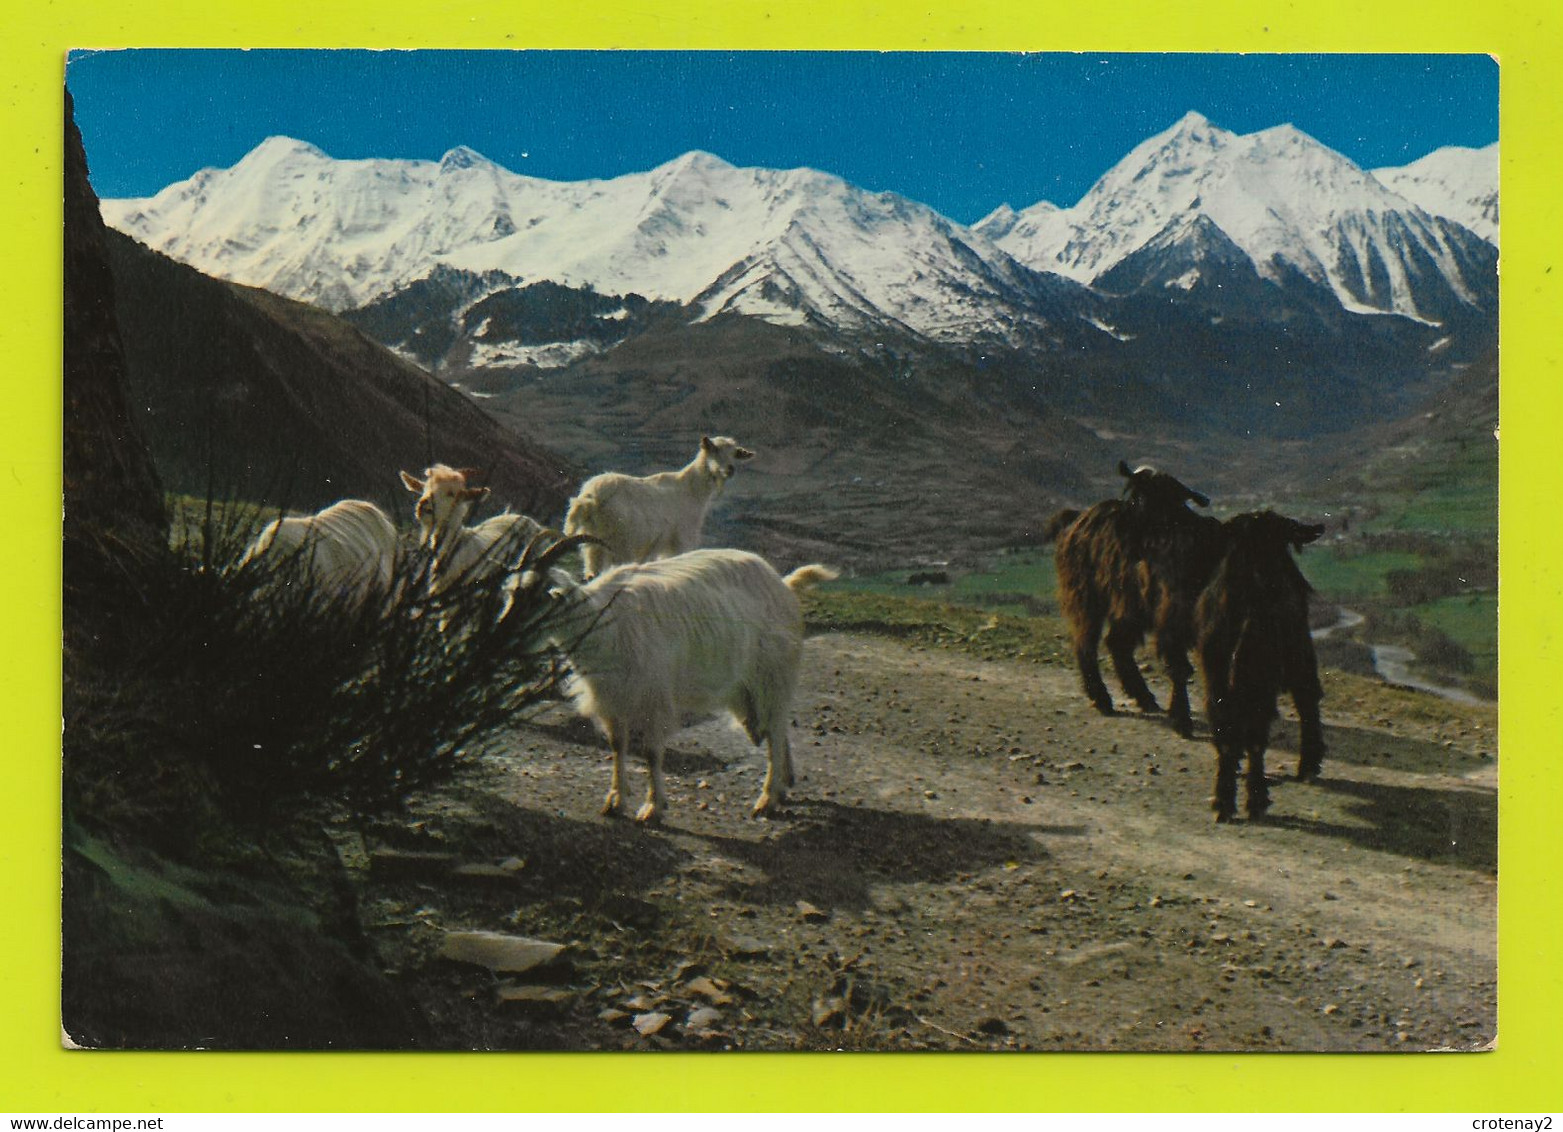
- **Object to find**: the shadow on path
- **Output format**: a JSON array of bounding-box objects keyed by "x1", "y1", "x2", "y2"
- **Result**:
[
  {"x1": 693, "y1": 798, "x2": 1088, "y2": 912},
  {"x1": 388, "y1": 786, "x2": 691, "y2": 913},
  {"x1": 1271, "y1": 776, "x2": 1496, "y2": 872},
  {"x1": 1317, "y1": 721, "x2": 1490, "y2": 777}
]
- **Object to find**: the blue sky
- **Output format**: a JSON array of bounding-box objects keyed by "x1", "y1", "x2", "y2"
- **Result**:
[{"x1": 66, "y1": 50, "x2": 1498, "y2": 225}]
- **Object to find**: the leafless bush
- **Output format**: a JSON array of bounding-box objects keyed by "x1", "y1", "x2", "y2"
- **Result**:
[{"x1": 65, "y1": 496, "x2": 573, "y2": 832}]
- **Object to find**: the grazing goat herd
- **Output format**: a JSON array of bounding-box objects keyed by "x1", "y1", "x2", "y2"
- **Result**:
[{"x1": 241, "y1": 440, "x2": 1329, "y2": 825}]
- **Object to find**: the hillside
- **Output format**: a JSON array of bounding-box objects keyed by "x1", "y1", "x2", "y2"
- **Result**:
[
  {"x1": 459, "y1": 316, "x2": 1119, "y2": 568},
  {"x1": 103, "y1": 230, "x2": 581, "y2": 522}
]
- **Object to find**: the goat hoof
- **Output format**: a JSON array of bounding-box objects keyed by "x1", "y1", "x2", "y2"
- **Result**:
[
  {"x1": 601, "y1": 792, "x2": 622, "y2": 816},
  {"x1": 752, "y1": 794, "x2": 781, "y2": 818},
  {"x1": 634, "y1": 803, "x2": 661, "y2": 825}
]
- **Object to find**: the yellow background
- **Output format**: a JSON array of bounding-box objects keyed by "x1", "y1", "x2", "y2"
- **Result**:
[{"x1": 6, "y1": 0, "x2": 1559, "y2": 1113}]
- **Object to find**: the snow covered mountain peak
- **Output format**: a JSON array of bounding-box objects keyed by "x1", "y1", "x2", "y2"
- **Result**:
[
  {"x1": 1372, "y1": 143, "x2": 1499, "y2": 245},
  {"x1": 1249, "y1": 121, "x2": 1317, "y2": 148},
  {"x1": 658, "y1": 149, "x2": 736, "y2": 176},
  {"x1": 1161, "y1": 108, "x2": 1224, "y2": 145},
  {"x1": 438, "y1": 145, "x2": 497, "y2": 173},
  {"x1": 987, "y1": 111, "x2": 1494, "y2": 321},
  {"x1": 973, "y1": 203, "x2": 1020, "y2": 236},
  {"x1": 245, "y1": 135, "x2": 329, "y2": 163}
]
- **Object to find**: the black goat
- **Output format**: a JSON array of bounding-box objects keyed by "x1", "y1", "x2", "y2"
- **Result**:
[
  {"x1": 1045, "y1": 461, "x2": 1224, "y2": 736},
  {"x1": 1196, "y1": 510, "x2": 1327, "y2": 822}
]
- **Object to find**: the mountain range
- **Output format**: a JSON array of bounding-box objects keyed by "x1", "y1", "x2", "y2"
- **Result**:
[
  {"x1": 91, "y1": 111, "x2": 1500, "y2": 563},
  {"x1": 101, "y1": 113, "x2": 1496, "y2": 367},
  {"x1": 100, "y1": 140, "x2": 1095, "y2": 349}
]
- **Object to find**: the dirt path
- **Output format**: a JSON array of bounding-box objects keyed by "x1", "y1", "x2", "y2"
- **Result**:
[{"x1": 348, "y1": 631, "x2": 1498, "y2": 1052}]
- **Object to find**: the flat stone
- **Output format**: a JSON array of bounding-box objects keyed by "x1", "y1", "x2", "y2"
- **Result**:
[
  {"x1": 438, "y1": 931, "x2": 568, "y2": 975},
  {"x1": 496, "y1": 985, "x2": 572, "y2": 1012},
  {"x1": 632, "y1": 1011, "x2": 672, "y2": 1037},
  {"x1": 672, "y1": 959, "x2": 704, "y2": 982},
  {"x1": 724, "y1": 934, "x2": 771, "y2": 957},
  {"x1": 812, "y1": 996, "x2": 847, "y2": 1028},
  {"x1": 684, "y1": 976, "x2": 734, "y2": 1005},
  {"x1": 369, "y1": 848, "x2": 457, "y2": 880},
  {"x1": 452, "y1": 862, "x2": 525, "y2": 882},
  {"x1": 686, "y1": 1006, "x2": 723, "y2": 1032}
]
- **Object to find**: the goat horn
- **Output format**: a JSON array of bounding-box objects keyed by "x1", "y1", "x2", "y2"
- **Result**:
[
  {"x1": 1291, "y1": 520, "x2": 1325, "y2": 547},
  {"x1": 516, "y1": 532, "x2": 601, "y2": 582},
  {"x1": 1159, "y1": 470, "x2": 1209, "y2": 508}
]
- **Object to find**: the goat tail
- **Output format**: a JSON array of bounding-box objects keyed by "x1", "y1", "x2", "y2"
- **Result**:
[
  {"x1": 1042, "y1": 508, "x2": 1081, "y2": 544},
  {"x1": 784, "y1": 564, "x2": 840, "y2": 593}
]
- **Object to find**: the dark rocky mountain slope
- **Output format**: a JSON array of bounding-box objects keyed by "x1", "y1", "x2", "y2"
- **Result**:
[{"x1": 103, "y1": 232, "x2": 581, "y2": 523}]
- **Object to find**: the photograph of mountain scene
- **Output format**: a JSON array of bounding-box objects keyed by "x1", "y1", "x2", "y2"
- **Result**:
[{"x1": 63, "y1": 50, "x2": 1498, "y2": 1051}]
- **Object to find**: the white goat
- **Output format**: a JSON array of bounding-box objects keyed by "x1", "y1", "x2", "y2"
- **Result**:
[
  {"x1": 528, "y1": 547, "x2": 837, "y2": 824},
  {"x1": 238, "y1": 499, "x2": 398, "y2": 609},
  {"x1": 400, "y1": 464, "x2": 547, "y2": 600},
  {"x1": 563, "y1": 436, "x2": 754, "y2": 578}
]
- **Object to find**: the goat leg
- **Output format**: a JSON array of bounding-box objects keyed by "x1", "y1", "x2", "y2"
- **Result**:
[
  {"x1": 1076, "y1": 649, "x2": 1118, "y2": 716},
  {"x1": 1165, "y1": 666, "x2": 1195, "y2": 739},
  {"x1": 778, "y1": 726, "x2": 796, "y2": 790},
  {"x1": 602, "y1": 722, "x2": 630, "y2": 816},
  {"x1": 1067, "y1": 605, "x2": 1118, "y2": 715},
  {"x1": 754, "y1": 729, "x2": 790, "y2": 818},
  {"x1": 1284, "y1": 628, "x2": 1327, "y2": 781},
  {"x1": 1293, "y1": 694, "x2": 1326, "y2": 782},
  {"x1": 1244, "y1": 746, "x2": 1271, "y2": 820},
  {"x1": 635, "y1": 744, "x2": 667, "y2": 825},
  {"x1": 1106, "y1": 622, "x2": 1161, "y2": 713},
  {"x1": 1167, "y1": 686, "x2": 1195, "y2": 739},
  {"x1": 1156, "y1": 636, "x2": 1197, "y2": 737},
  {"x1": 1212, "y1": 745, "x2": 1240, "y2": 823}
]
